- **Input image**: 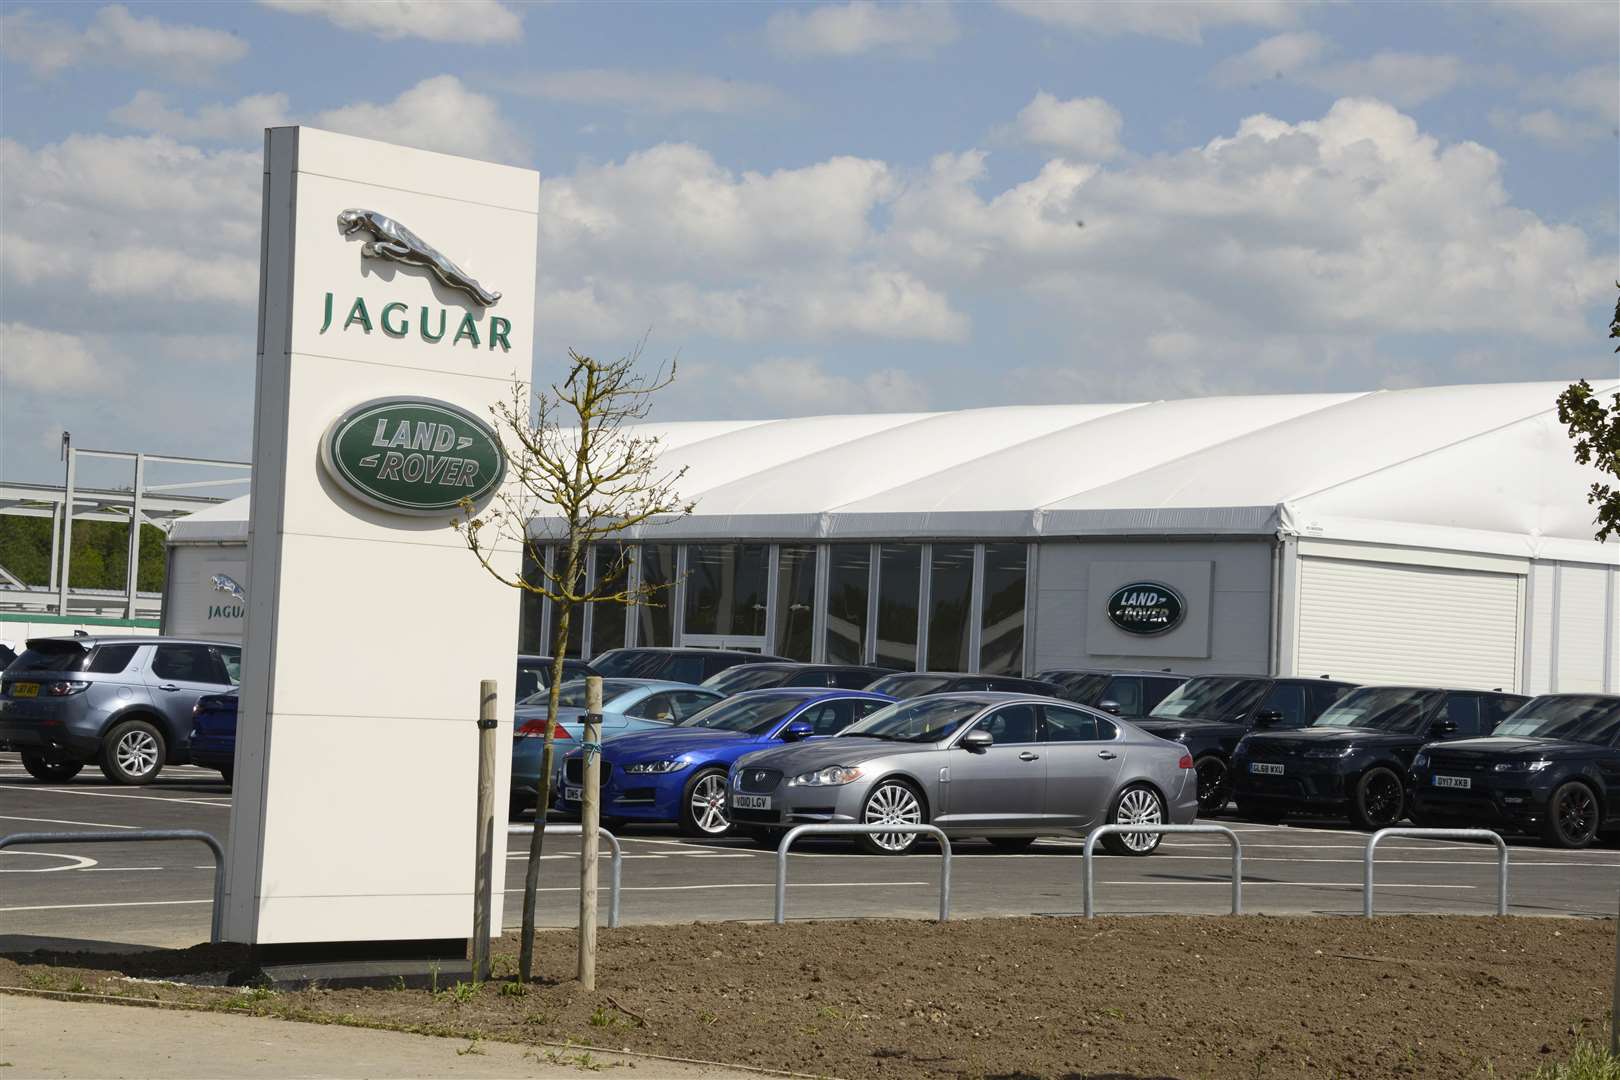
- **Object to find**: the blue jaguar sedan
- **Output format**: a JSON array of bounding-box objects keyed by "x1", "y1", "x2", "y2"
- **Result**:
[{"x1": 558, "y1": 688, "x2": 893, "y2": 837}]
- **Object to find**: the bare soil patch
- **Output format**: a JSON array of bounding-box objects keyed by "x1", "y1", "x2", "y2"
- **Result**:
[{"x1": 2, "y1": 916, "x2": 1611, "y2": 1079}]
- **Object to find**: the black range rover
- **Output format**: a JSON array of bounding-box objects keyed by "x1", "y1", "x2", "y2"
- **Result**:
[
  {"x1": 1134, "y1": 674, "x2": 1357, "y2": 814},
  {"x1": 1229, "y1": 685, "x2": 1529, "y2": 829},
  {"x1": 1410, "y1": 693, "x2": 1620, "y2": 849}
]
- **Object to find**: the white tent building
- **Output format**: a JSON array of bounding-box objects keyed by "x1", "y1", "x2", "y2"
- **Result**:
[{"x1": 165, "y1": 379, "x2": 1619, "y2": 694}]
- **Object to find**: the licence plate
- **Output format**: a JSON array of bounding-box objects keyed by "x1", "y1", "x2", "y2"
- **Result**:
[
  {"x1": 1433, "y1": 775, "x2": 1471, "y2": 790},
  {"x1": 732, "y1": 794, "x2": 771, "y2": 810},
  {"x1": 10, "y1": 683, "x2": 38, "y2": 699},
  {"x1": 1249, "y1": 762, "x2": 1284, "y2": 776},
  {"x1": 564, "y1": 786, "x2": 582, "y2": 802}
]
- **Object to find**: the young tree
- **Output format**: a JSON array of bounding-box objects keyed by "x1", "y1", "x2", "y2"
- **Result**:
[
  {"x1": 456, "y1": 343, "x2": 690, "y2": 983},
  {"x1": 1554, "y1": 287, "x2": 1620, "y2": 542}
]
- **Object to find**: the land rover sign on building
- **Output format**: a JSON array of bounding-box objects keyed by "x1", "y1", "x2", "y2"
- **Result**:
[
  {"x1": 321, "y1": 397, "x2": 505, "y2": 515},
  {"x1": 1106, "y1": 582, "x2": 1185, "y2": 636}
]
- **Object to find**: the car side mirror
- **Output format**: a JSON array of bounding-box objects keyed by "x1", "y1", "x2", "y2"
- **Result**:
[
  {"x1": 1097, "y1": 699, "x2": 1123, "y2": 716},
  {"x1": 782, "y1": 720, "x2": 815, "y2": 742},
  {"x1": 1432, "y1": 719, "x2": 1457, "y2": 737},
  {"x1": 1253, "y1": 709, "x2": 1284, "y2": 729},
  {"x1": 960, "y1": 729, "x2": 993, "y2": 753}
]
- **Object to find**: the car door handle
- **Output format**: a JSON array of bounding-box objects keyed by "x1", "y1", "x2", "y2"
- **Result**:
[
  {"x1": 1018, "y1": 751, "x2": 1040, "y2": 761},
  {"x1": 158, "y1": 684, "x2": 180, "y2": 692},
  {"x1": 1097, "y1": 750, "x2": 1118, "y2": 760}
]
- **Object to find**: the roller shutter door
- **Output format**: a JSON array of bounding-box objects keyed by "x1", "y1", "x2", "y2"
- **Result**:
[{"x1": 1296, "y1": 557, "x2": 1520, "y2": 690}]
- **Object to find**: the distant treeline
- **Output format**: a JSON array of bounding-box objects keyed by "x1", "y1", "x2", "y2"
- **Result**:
[{"x1": 0, "y1": 516, "x2": 167, "y2": 593}]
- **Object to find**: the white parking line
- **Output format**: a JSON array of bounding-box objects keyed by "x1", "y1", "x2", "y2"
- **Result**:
[
  {"x1": 0, "y1": 814, "x2": 139, "y2": 829},
  {"x1": 0, "y1": 898, "x2": 211, "y2": 912},
  {"x1": 6, "y1": 788, "x2": 231, "y2": 808},
  {"x1": 1138, "y1": 854, "x2": 1620, "y2": 868},
  {"x1": 1101, "y1": 881, "x2": 1475, "y2": 889},
  {"x1": 508, "y1": 881, "x2": 930, "y2": 893}
]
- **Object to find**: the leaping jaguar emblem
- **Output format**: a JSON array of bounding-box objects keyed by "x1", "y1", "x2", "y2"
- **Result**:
[{"x1": 336, "y1": 208, "x2": 501, "y2": 307}]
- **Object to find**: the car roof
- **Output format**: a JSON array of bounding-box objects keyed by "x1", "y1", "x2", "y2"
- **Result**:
[
  {"x1": 23, "y1": 635, "x2": 227, "y2": 647},
  {"x1": 595, "y1": 647, "x2": 789, "y2": 660},
  {"x1": 728, "y1": 687, "x2": 893, "y2": 702},
  {"x1": 1039, "y1": 668, "x2": 1187, "y2": 678},
  {"x1": 1343, "y1": 684, "x2": 1524, "y2": 696},
  {"x1": 585, "y1": 677, "x2": 721, "y2": 692},
  {"x1": 1185, "y1": 673, "x2": 1355, "y2": 685}
]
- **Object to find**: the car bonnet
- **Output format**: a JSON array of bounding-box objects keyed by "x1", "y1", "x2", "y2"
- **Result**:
[{"x1": 736, "y1": 736, "x2": 916, "y2": 774}]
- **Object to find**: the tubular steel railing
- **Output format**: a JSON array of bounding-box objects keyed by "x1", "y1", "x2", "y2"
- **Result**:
[
  {"x1": 508, "y1": 822, "x2": 622, "y2": 928},
  {"x1": 775, "y1": 824, "x2": 951, "y2": 924},
  {"x1": 1363, "y1": 828, "x2": 1509, "y2": 917},
  {"x1": 0, "y1": 830, "x2": 226, "y2": 942},
  {"x1": 1083, "y1": 824, "x2": 1243, "y2": 917}
]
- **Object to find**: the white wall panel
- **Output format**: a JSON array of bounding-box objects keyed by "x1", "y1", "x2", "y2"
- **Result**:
[
  {"x1": 1554, "y1": 564, "x2": 1610, "y2": 692},
  {"x1": 1524, "y1": 562, "x2": 1556, "y2": 695}
]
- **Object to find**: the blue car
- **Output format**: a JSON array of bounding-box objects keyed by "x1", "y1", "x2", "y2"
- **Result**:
[
  {"x1": 511, "y1": 678, "x2": 723, "y2": 816},
  {"x1": 188, "y1": 693, "x2": 238, "y2": 783},
  {"x1": 558, "y1": 688, "x2": 893, "y2": 837}
]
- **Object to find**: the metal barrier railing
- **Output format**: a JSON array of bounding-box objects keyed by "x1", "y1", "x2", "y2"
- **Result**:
[
  {"x1": 0, "y1": 830, "x2": 226, "y2": 942},
  {"x1": 1364, "y1": 828, "x2": 1508, "y2": 917},
  {"x1": 776, "y1": 824, "x2": 951, "y2": 924},
  {"x1": 508, "y1": 823, "x2": 622, "y2": 928},
  {"x1": 1083, "y1": 824, "x2": 1243, "y2": 917}
]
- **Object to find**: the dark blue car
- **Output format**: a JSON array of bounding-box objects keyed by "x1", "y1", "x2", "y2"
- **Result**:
[
  {"x1": 188, "y1": 693, "x2": 238, "y2": 782},
  {"x1": 559, "y1": 688, "x2": 893, "y2": 837}
]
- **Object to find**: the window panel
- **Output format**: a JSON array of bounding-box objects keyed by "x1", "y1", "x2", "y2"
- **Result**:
[
  {"x1": 590, "y1": 544, "x2": 631, "y2": 657},
  {"x1": 517, "y1": 545, "x2": 548, "y2": 655},
  {"x1": 979, "y1": 543, "x2": 1027, "y2": 675},
  {"x1": 635, "y1": 544, "x2": 676, "y2": 647},
  {"x1": 684, "y1": 544, "x2": 769, "y2": 637},
  {"x1": 926, "y1": 544, "x2": 974, "y2": 671},
  {"x1": 774, "y1": 544, "x2": 817, "y2": 661},
  {"x1": 875, "y1": 544, "x2": 921, "y2": 670},
  {"x1": 825, "y1": 545, "x2": 871, "y2": 664}
]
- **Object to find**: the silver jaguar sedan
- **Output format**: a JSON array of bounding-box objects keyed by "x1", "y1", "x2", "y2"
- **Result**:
[{"x1": 728, "y1": 692, "x2": 1197, "y2": 855}]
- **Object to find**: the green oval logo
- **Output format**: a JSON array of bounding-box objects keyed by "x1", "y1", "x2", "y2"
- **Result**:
[
  {"x1": 1106, "y1": 582, "x2": 1185, "y2": 636},
  {"x1": 321, "y1": 397, "x2": 505, "y2": 516}
]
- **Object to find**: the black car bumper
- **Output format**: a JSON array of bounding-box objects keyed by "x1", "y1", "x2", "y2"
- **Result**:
[
  {"x1": 1229, "y1": 754, "x2": 1357, "y2": 810},
  {"x1": 1410, "y1": 776, "x2": 1554, "y2": 828}
]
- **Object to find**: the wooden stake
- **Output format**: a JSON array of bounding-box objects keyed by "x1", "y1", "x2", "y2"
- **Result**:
[
  {"x1": 579, "y1": 674, "x2": 602, "y2": 990},
  {"x1": 472, "y1": 678, "x2": 498, "y2": 982}
]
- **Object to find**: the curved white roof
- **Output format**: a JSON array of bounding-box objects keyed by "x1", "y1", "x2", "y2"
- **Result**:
[{"x1": 171, "y1": 380, "x2": 1619, "y2": 561}]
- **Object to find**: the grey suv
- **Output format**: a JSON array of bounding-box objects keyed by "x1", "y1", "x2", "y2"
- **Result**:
[{"x1": 0, "y1": 636, "x2": 241, "y2": 785}]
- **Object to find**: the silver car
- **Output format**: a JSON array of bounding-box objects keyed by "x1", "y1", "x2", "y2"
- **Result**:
[{"x1": 728, "y1": 692, "x2": 1197, "y2": 855}]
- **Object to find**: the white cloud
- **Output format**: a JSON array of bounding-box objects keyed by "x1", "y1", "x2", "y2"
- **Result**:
[
  {"x1": 0, "y1": 322, "x2": 107, "y2": 393},
  {"x1": 1211, "y1": 31, "x2": 1327, "y2": 86},
  {"x1": 766, "y1": 1, "x2": 958, "y2": 57},
  {"x1": 999, "y1": 0, "x2": 1297, "y2": 44},
  {"x1": 1213, "y1": 34, "x2": 1466, "y2": 107},
  {"x1": 507, "y1": 70, "x2": 782, "y2": 114},
  {"x1": 314, "y1": 76, "x2": 524, "y2": 163},
  {"x1": 1486, "y1": 1, "x2": 1620, "y2": 52},
  {"x1": 257, "y1": 0, "x2": 522, "y2": 44},
  {"x1": 726, "y1": 357, "x2": 931, "y2": 414},
  {"x1": 1526, "y1": 65, "x2": 1620, "y2": 126},
  {"x1": 1489, "y1": 107, "x2": 1611, "y2": 148},
  {"x1": 1015, "y1": 93, "x2": 1124, "y2": 159},
  {"x1": 111, "y1": 90, "x2": 292, "y2": 142},
  {"x1": 0, "y1": 5, "x2": 247, "y2": 80}
]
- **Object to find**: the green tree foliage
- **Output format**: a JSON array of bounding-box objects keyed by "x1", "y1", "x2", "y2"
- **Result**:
[
  {"x1": 0, "y1": 516, "x2": 168, "y2": 592},
  {"x1": 1554, "y1": 287, "x2": 1620, "y2": 543}
]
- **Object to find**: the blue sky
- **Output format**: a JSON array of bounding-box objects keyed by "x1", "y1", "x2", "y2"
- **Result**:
[{"x1": 2, "y1": 0, "x2": 1616, "y2": 484}]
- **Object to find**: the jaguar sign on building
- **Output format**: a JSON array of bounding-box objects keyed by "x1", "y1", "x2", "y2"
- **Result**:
[{"x1": 226, "y1": 127, "x2": 535, "y2": 953}]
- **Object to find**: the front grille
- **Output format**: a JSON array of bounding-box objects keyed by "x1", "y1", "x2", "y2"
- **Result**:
[
  {"x1": 1427, "y1": 756, "x2": 1493, "y2": 774},
  {"x1": 728, "y1": 805, "x2": 780, "y2": 823},
  {"x1": 736, "y1": 768, "x2": 781, "y2": 793},
  {"x1": 563, "y1": 759, "x2": 613, "y2": 785}
]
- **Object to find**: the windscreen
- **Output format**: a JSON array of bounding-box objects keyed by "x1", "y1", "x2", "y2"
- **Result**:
[
  {"x1": 1310, "y1": 687, "x2": 1442, "y2": 733},
  {"x1": 841, "y1": 696, "x2": 985, "y2": 744},
  {"x1": 588, "y1": 650, "x2": 665, "y2": 677},
  {"x1": 7, "y1": 642, "x2": 90, "y2": 674},
  {"x1": 865, "y1": 674, "x2": 953, "y2": 699},
  {"x1": 1149, "y1": 677, "x2": 1269, "y2": 722},
  {"x1": 678, "y1": 694, "x2": 804, "y2": 735},
  {"x1": 705, "y1": 666, "x2": 790, "y2": 693},
  {"x1": 1054, "y1": 673, "x2": 1112, "y2": 704},
  {"x1": 520, "y1": 678, "x2": 642, "y2": 707},
  {"x1": 1493, "y1": 696, "x2": 1620, "y2": 744}
]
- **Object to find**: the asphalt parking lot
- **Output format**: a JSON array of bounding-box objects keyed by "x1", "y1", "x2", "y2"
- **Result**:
[{"x1": 2, "y1": 752, "x2": 1618, "y2": 950}]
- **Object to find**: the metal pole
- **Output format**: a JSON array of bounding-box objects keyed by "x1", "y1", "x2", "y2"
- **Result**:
[
  {"x1": 57, "y1": 449, "x2": 76, "y2": 616},
  {"x1": 578, "y1": 675, "x2": 602, "y2": 990},
  {"x1": 508, "y1": 822, "x2": 622, "y2": 929},
  {"x1": 471, "y1": 679, "x2": 498, "y2": 981},
  {"x1": 47, "y1": 502, "x2": 60, "y2": 594},
  {"x1": 125, "y1": 453, "x2": 146, "y2": 620},
  {"x1": 1612, "y1": 889, "x2": 1619, "y2": 1058},
  {"x1": 775, "y1": 823, "x2": 951, "y2": 924}
]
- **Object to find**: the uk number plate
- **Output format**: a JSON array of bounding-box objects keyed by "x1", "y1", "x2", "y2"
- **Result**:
[
  {"x1": 1433, "y1": 775, "x2": 1471, "y2": 790},
  {"x1": 732, "y1": 794, "x2": 771, "y2": 810},
  {"x1": 1249, "y1": 762, "x2": 1285, "y2": 776},
  {"x1": 563, "y1": 786, "x2": 582, "y2": 802},
  {"x1": 10, "y1": 682, "x2": 39, "y2": 698}
]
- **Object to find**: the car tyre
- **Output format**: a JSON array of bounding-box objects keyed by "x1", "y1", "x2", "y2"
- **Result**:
[
  {"x1": 1540, "y1": 781, "x2": 1600, "y2": 850},
  {"x1": 20, "y1": 752, "x2": 83, "y2": 783},
  {"x1": 987, "y1": 837, "x2": 1036, "y2": 853},
  {"x1": 217, "y1": 766, "x2": 233, "y2": 786},
  {"x1": 678, "y1": 767, "x2": 733, "y2": 837},
  {"x1": 1101, "y1": 783, "x2": 1167, "y2": 856},
  {"x1": 1194, "y1": 754, "x2": 1230, "y2": 815},
  {"x1": 1350, "y1": 766, "x2": 1406, "y2": 831},
  {"x1": 856, "y1": 779, "x2": 926, "y2": 855},
  {"x1": 98, "y1": 719, "x2": 165, "y2": 785}
]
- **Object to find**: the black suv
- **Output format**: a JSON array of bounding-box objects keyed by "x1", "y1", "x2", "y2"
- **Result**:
[
  {"x1": 1133, "y1": 674, "x2": 1357, "y2": 814},
  {"x1": 1035, "y1": 669, "x2": 1187, "y2": 719},
  {"x1": 1411, "y1": 693, "x2": 1620, "y2": 849},
  {"x1": 863, "y1": 671, "x2": 1066, "y2": 700},
  {"x1": 1229, "y1": 685, "x2": 1529, "y2": 828},
  {"x1": 702, "y1": 663, "x2": 897, "y2": 694},
  {"x1": 588, "y1": 647, "x2": 789, "y2": 686}
]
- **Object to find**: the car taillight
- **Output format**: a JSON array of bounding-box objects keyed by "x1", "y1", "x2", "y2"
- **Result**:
[
  {"x1": 1177, "y1": 753, "x2": 1194, "y2": 770},
  {"x1": 44, "y1": 681, "x2": 90, "y2": 697},
  {"x1": 518, "y1": 719, "x2": 571, "y2": 740}
]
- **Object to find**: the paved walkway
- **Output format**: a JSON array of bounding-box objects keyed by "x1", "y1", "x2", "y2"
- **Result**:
[{"x1": 0, "y1": 994, "x2": 760, "y2": 1079}]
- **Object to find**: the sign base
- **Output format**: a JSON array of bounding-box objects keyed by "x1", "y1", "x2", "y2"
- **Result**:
[{"x1": 235, "y1": 937, "x2": 472, "y2": 990}]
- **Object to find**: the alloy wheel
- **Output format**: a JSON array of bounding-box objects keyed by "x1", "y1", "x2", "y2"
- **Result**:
[
  {"x1": 1115, "y1": 787, "x2": 1164, "y2": 852},
  {"x1": 1195, "y1": 757, "x2": 1228, "y2": 812},
  {"x1": 1557, "y1": 786, "x2": 1597, "y2": 844},
  {"x1": 117, "y1": 730, "x2": 160, "y2": 777},
  {"x1": 864, "y1": 783, "x2": 923, "y2": 852},
  {"x1": 689, "y1": 772, "x2": 731, "y2": 835},
  {"x1": 1363, "y1": 771, "x2": 1402, "y2": 825}
]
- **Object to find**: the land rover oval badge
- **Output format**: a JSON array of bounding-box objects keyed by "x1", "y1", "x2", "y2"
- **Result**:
[
  {"x1": 1106, "y1": 582, "x2": 1185, "y2": 636},
  {"x1": 321, "y1": 396, "x2": 505, "y2": 515}
]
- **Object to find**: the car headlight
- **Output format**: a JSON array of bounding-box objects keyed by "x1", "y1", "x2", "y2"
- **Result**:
[
  {"x1": 624, "y1": 759, "x2": 688, "y2": 774},
  {"x1": 1493, "y1": 760, "x2": 1552, "y2": 773},
  {"x1": 1303, "y1": 746, "x2": 1357, "y2": 759},
  {"x1": 788, "y1": 765, "x2": 864, "y2": 787},
  {"x1": 1412, "y1": 751, "x2": 1429, "y2": 769}
]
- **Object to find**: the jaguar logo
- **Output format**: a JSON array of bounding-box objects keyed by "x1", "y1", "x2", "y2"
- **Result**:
[
  {"x1": 337, "y1": 209, "x2": 501, "y2": 307},
  {"x1": 210, "y1": 574, "x2": 246, "y2": 603},
  {"x1": 752, "y1": 771, "x2": 766, "y2": 783}
]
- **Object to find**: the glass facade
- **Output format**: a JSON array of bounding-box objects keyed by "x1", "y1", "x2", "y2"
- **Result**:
[
  {"x1": 875, "y1": 545, "x2": 921, "y2": 670},
  {"x1": 774, "y1": 545, "x2": 817, "y2": 661},
  {"x1": 590, "y1": 544, "x2": 631, "y2": 657},
  {"x1": 685, "y1": 543, "x2": 770, "y2": 637},
  {"x1": 980, "y1": 543, "x2": 1027, "y2": 674},
  {"x1": 825, "y1": 545, "x2": 871, "y2": 663},
  {"x1": 635, "y1": 543, "x2": 676, "y2": 647},
  {"x1": 927, "y1": 544, "x2": 975, "y2": 671},
  {"x1": 517, "y1": 545, "x2": 548, "y2": 655}
]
